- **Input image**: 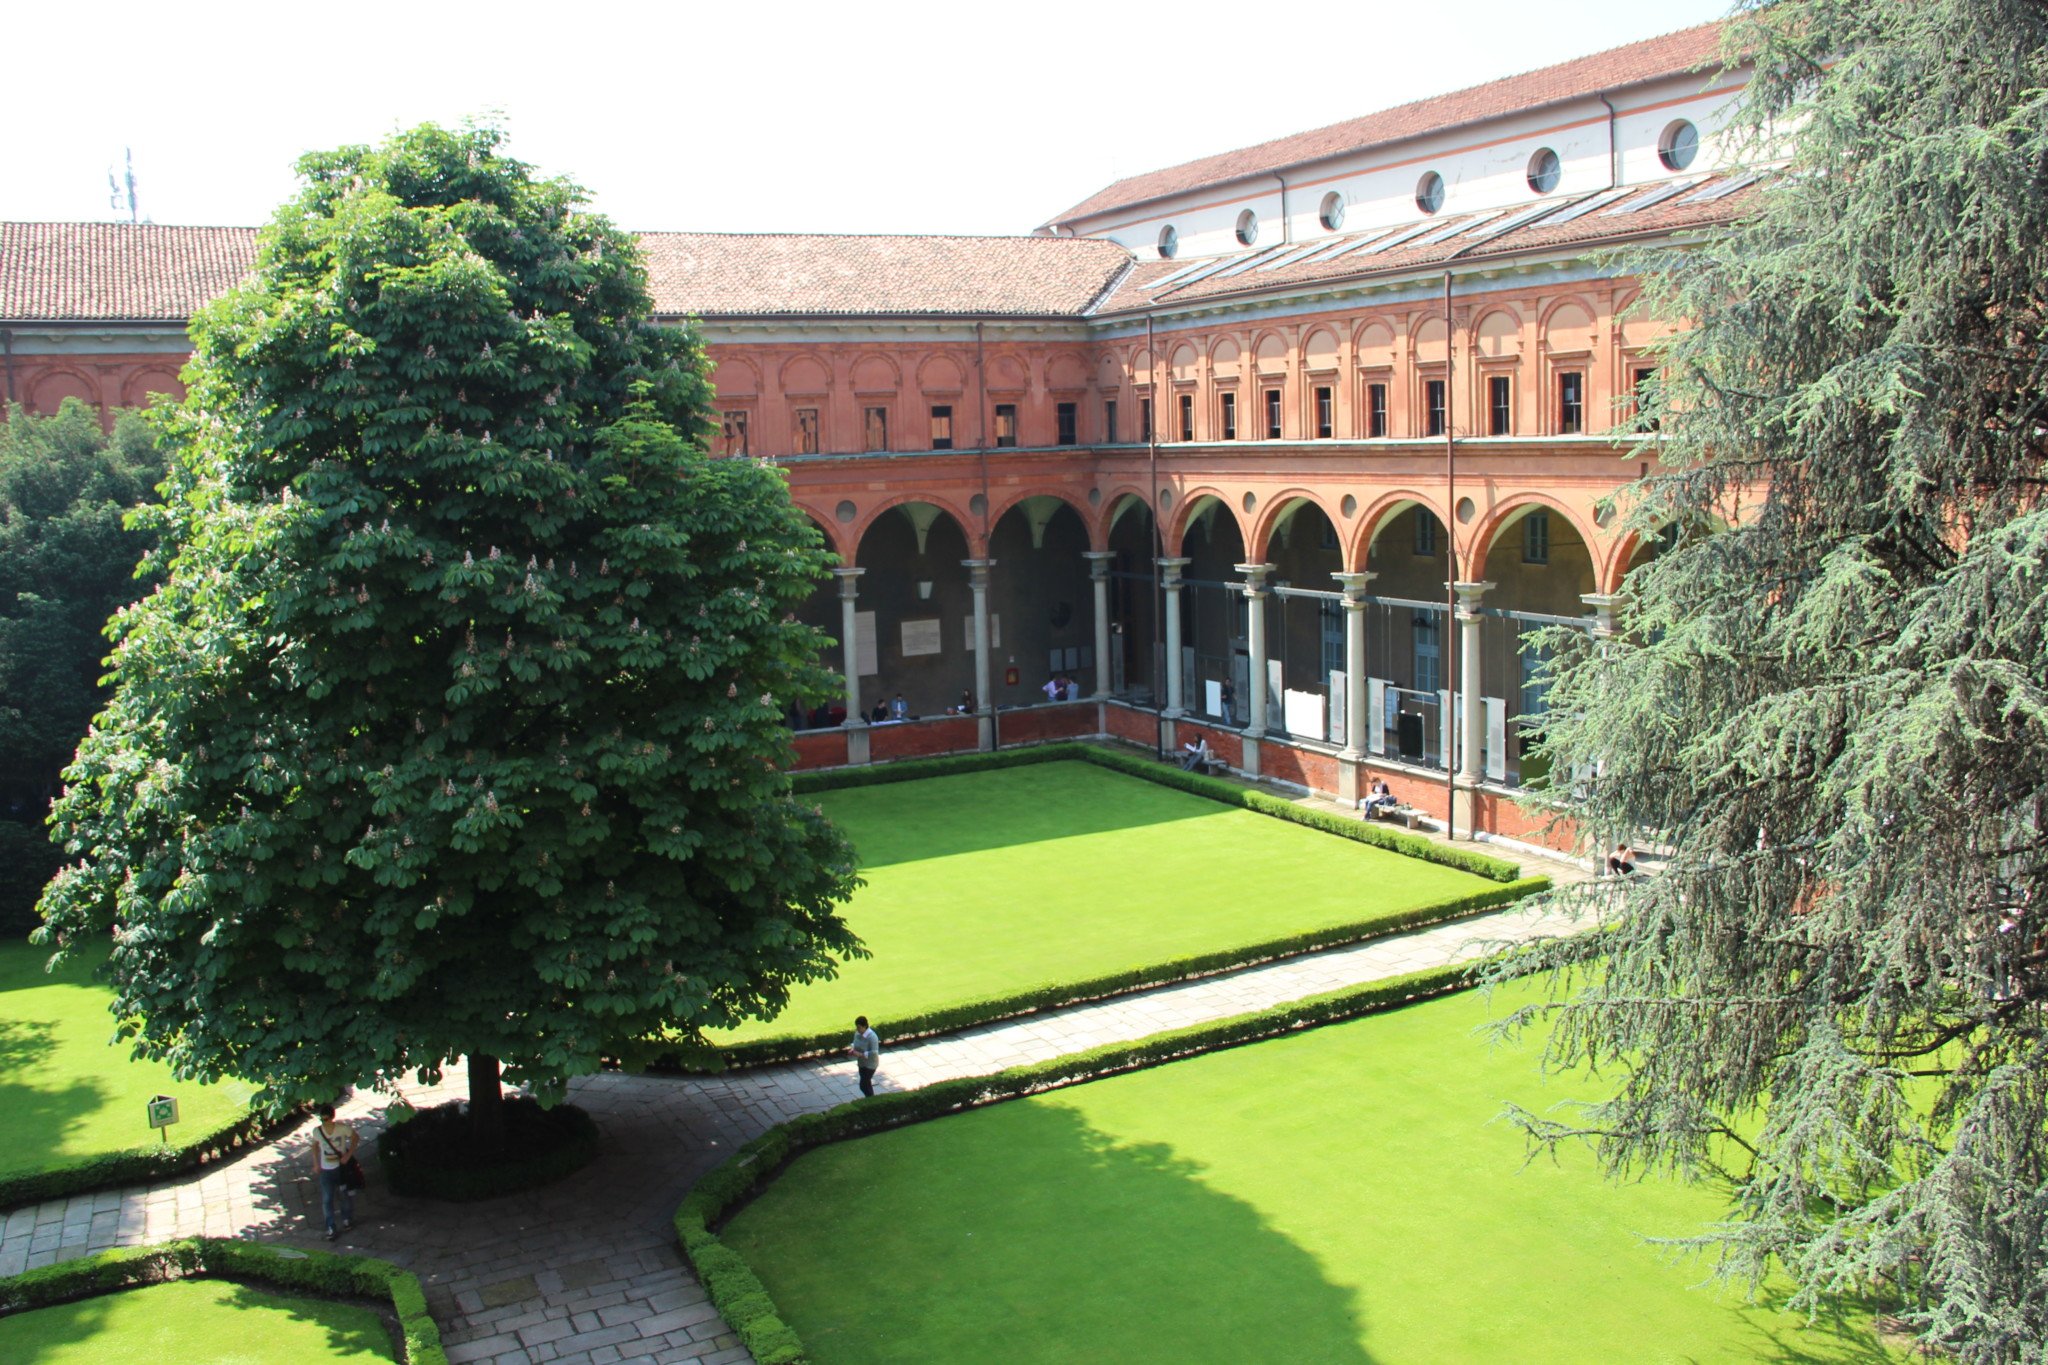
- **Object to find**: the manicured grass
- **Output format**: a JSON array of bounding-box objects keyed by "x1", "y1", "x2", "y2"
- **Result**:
[
  {"x1": 0, "y1": 942, "x2": 257, "y2": 1181},
  {"x1": 717, "y1": 761, "x2": 1501, "y2": 1046},
  {"x1": 724, "y1": 982, "x2": 1902, "y2": 1365},
  {"x1": 0, "y1": 1277, "x2": 395, "y2": 1362}
]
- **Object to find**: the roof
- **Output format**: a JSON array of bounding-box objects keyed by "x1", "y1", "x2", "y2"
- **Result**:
[
  {"x1": 636, "y1": 232, "x2": 1132, "y2": 318},
  {"x1": 0, "y1": 223, "x2": 1134, "y2": 324},
  {"x1": 1046, "y1": 23, "x2": 1730, "y2": 226},
  {"x1": 1086, "y1": 172, "x2": 1760, "y2": 314}
]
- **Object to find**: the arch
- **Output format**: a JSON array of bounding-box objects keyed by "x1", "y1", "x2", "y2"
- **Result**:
[
  {"x1": 713, "y1": 355, "x2": 761, "y2": 397},
  {"x1": 121, "y1": 367, "x2": 184, "y2": 407},
  {"x1": 779, "y1": 355, "x2": 831, "y2": 394},
  {"x1": 1303, "y1": 327, "x2": 1340, "y2": 370},
  {"x1": 1247, "y1": 489, "x2": 1344, "y2": 565},
  {"x1": 986, "y1": 353, "x2": 1029, "y2": 392},
  {"x1": 1096, "y1": 351, "x2": 1124, "y2": 388},
  {"x1": 27, "y1": 368, "x2": 99, "y2": 415},
  {"x1": 1101, "y1": 488, "x2": 1157, "y2": 545},
  {"x1": 988, "y1": 486, "x2": 1099, "y2": 548},
  {"x1": 1615, "y1": 289, "x2": 1674, "y2": 350},
  {"x1": 1253, "y1": 332, "x2": 1289, "y2": 372},
  {"x1": 1209, "y1": 337, "x2": 1241, "y2": 378},
  {"x1": 847, "y1": 491, "x2": 984, "y2": 559},
  {"x1": 1540, "y1": 297, "x2": 1597, "y2": 353},
  {"x1": 1169, "y1": 343, "x2": 1200, "y2": 383},
  {"x1": 1473, "y1": 492, "x2": 1601, "y2": 563},
  {"x1": 790, "y1": 502, "x2": 852, "y2": 564},
  {"x1": 1472, "y1": 308, "x2": 1522, "y2": 357},
  {"x1": 1130, "y1": 348, "x2": 1157, "y2": 387},
  {"x1": 850, "y1": 353, "x2": 900, "y2": 393},
  {"x1": 1165, "y1": 487, "x2": 1250, "y2": 559},
  {"x1": 1354, "y1": 320, "x2": 1396, "y2": 368},
  {"x1": 1346, "y1": 489, "x2": 1452, "y2": 571},
  {"x1": 1412, "y1": 316, "x2": 1448, "y2": 365},
  {"x1": 917, "y1": 353, "x2": 966, "y2": 392}
]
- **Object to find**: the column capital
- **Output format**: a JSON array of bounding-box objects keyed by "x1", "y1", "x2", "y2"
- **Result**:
[
  {"x1": 1450, "y1": 580, "x2": 1494, "y2": 612},
  {"x1": 961, "y1": 557, "x2": 996, "y2": 586},
  {"x1": 1156, "y1": 556, "x2": 1191, "y2": 587},
  {"x1": 832, "y1": 565, "x2": 865, "y2": 594},
  {"x1": 1083, "y1": 549, "x2": 1116, "y2": 580},
  {"x1": 1235, "y1": 561, "x2": 1274, "y2": 597},
  {"x1": 1581, "y1": 592, "x2": 1624, "y2": 637},
  {"x1": 1332, "y1": 570, "x2": 1376, "y2": 606}
]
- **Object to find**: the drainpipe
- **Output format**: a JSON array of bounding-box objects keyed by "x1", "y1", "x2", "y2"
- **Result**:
[
  {"x1": 1595, "y1": 92, "x2": 1620, "y2": 190},
  {"x1": 1273, "y1": 172, "x2": 1292, "y2": 245},
  {"x1": 975, "y1": 321, "x2": 998, "y2": 750},
  {"x1": 1147, "y1": 311, "x2": 1164, "y2": 761},
  {"x1": 1442, "y1": 270, "x2": 1459, "y2": 837}
]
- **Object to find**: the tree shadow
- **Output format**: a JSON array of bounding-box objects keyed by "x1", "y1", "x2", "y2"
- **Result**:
[
  {"x1": 819, "y1": 760, "x2": 1226, "y2": 869},
  {"x1": 725, "y1": 1098, "x2": 1380, "y2": 1365},
  {"x1": 0, "y1": 1279, "x2": 394, "y2": 1362}
]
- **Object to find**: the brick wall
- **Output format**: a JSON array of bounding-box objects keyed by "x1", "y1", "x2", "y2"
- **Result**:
[
  {"x1": 789, "y1": 729, "x2": 848, "y2": 771},
  {"x1": 995, "y1": 702, "x2": 1102, "y2": 745},
  {"x1": 1365, "y1": 763, "x2": 1452, "y2": 824},
  {"x1": 871, "y1": 716, "x2": 980, "y2": 761},
  {"x1": 1473, "y1": 789, "x2": 1581, "y2": 854},
  {"x1": 1260, "y1": 741, "x2": 1340, "y2": 798},
  {"x1": 1104, "y1": 701, "x2": 1162, "y2": 747}
]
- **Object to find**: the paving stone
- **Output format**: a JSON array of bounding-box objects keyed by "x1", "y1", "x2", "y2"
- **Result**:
[{"x1": 481, "y1": 1275, "x2": 541, "y2": 1309}]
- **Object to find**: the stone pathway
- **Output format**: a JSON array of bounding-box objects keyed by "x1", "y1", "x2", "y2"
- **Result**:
[{"x1": 0, "y1": 839, "x2": 1586, "y2": 1365}]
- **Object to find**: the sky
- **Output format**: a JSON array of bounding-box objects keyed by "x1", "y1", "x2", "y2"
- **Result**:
[{"x1": 6, "y1": 0, "x2": 1733, "y2": 237}]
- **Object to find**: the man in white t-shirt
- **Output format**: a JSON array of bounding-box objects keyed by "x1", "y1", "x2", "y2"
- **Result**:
[
  {"x1": 848, "y1": 1016, "x2": 881, "y2": 1097},
  {"x1": 309, "y1": 1102, "x2": 358, "y2": 1240}
]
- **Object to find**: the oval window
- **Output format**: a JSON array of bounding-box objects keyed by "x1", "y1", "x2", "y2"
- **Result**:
[
  {"x1": 1157, "y1": 225, "x2": 1178, "y2": 260},
  {"x1": 1659, "y1": 120, "x2": 1699, "y2": 172},
  {"x1": 1415, "y1": 171, "x2": 1445, "y2": 216},
  {"x1": 1318, "y1": 191, "x2": 1346, "y2": 232},
  {"x1": 1526, "y1": 147, "x2": 1561, "y2": 195},
  {"x1": 1235, "y1": 209, "x2": 1259, "y2": 247}
]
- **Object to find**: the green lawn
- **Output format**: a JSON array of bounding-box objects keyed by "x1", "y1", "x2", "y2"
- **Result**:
[
  {"x1": 716, "y1": 761, "x2": 1502, "y2": 1046},
  {"x1": 724, "y1": 983, "x2": 1902, "y2": 1365},
  {"x1": 0, "y1": 942, "x2": 257, "y2": 1180},
  {"x1": 0, "y1": 1278, "x2": 395, "y2": 1363}
]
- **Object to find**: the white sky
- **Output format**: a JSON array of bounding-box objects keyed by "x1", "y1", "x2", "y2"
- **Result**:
[{"x1": 6, "y1": 0, "x2": 1731, "y2": 237}]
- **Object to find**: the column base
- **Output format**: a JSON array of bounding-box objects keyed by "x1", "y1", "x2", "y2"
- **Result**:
[
  {"x1": 1449, "y1": 782, "x2": 1480, "y2": 839},
  {"x1": 977, "y1": 713, "x2": 995, "y2": 752},
  {"x1": 1336, "y1": 757, "x2": 1362, "y2": 805},
  {"x1": 1240, "y1": 736, "x2": 1262, "y2": 779},
  {"x1": 845, "y1": 724, "x2": 871, "y2": 766}
]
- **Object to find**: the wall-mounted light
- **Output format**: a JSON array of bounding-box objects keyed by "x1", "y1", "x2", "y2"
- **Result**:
[{"x1": 916, "y1": 581, "x2": 934, "y2": 600}]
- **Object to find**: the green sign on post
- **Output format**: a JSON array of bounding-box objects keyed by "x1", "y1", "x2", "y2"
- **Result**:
[{"x1": 147, "y1": 1094, "x2": 179, "y2": 1143}]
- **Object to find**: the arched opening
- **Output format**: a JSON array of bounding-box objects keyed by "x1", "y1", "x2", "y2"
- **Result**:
[
  {"x1": 1362, "y1": 502, "x2": 1453, "y2": 769},
  {"x1": 849, "y1": 501, "x2": 976, "y2": 721},
  {"x1": 1105, "y1": 495, "x2": 1159, "y2": 701},
  {"x1": 1261, "y1": 499, "x2": 1346, "y2": 741},
  {"x1": 988, "y1": 496, "x2": 1095, "y2": 707},
  {"x1": 1477, "y1": 503, "x2": 1598, "y2": 788},
  {"x1": 1178, "y1": 495, "x2": 1248, "y2": 725}
]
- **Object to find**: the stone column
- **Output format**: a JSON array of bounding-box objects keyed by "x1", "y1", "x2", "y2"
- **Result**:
[
  {"x1": 1453, "y1": 581, "x2": 1494, "y2": 782},
  {"x1": 833, "y1": 567, "x2": 870, "y2": 765},
  {"x1": 1236, "y1": 562, "x2": 1273, "y2": 777},
  {"x1": 1158, "y1": 557, "x2": 1190, "y2": 717},
  {"x1": 1332, "y1": 570, "x2": 1375, "y2": 803},
  {"x1": 1085, "y1": 551, "x2": 1115, "y2": 699},
  {"x1": 1581, "y1": 592, "x2": 1623, "y2": 639},
  {"x1": 964, "y1": 558, "x2": 997, "y2": 750}
]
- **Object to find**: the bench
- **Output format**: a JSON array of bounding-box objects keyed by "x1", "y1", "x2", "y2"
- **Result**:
[{"x1": 1365, "y1": 800, "x2": 1421, "y2": 829}]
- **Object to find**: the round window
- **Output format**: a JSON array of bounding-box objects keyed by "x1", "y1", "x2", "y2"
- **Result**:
[
  {"x1": 1157, "y1": 225, "x2": 1178, "y2": 260},
  {"x1": 1526, "y1": 147, "x2": 1561, "y2": 195},
  {"x1": 1415, "y1": 171, "x2": 1445, "y2": 216},
  {"x1": 1235, "y1": 209, "x2": 1259, "y2": 247},
  {"x1": 1318, "y1": 191, "x2": 1346, "y2": 232},
  {"x1": 1659, "y1": 120, "x2": 1699, "y2": 172}
]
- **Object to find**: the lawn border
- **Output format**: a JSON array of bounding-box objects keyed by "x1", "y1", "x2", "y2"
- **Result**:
[
  {"x1": 0, "y1": 1234, "x2": 448, "y2": 1364},
  {"x1": 0, "y1": 1103, "x2": 289, "y2": 1212},
  {"x1": 671, "y1": 957, "x2": 1488, "y2": 1365},
  {"x1": 667, "y1": 743, "x2": 1543, "y2": 1071}
]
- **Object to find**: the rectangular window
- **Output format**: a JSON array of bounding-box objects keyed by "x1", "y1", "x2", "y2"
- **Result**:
[
  {"x1": 794, "y1": 407, "x2": 820, "y2": 456},
  {"x1": 1558, "y1": 371, "x2": 1585, "y2": 434},
  {"x1": 1368, "y1": 383, "x2": 1388, "y2": 438},
  {"x1": 994, "y1": 403, "x2": 1018, "y2": 448},
  {"x1": 1314, "y1": 386, "x2": 1333, "y2": 439},
  {"x1": 863, "y1": 405, "x2": 889, "y2": 452},
  {"x1": 1414, "y1": 511, "x2": 1438, "y2": 557},
  {"x1": 1413, "y1": 615, "x2": 1441, "y2": 695},
  {"x1": 1056, "y1": 401, "x2": 1078, "y2": 446},
  {"x1": 1632, "y1": 365, "x2": 1658, "y2": 431},
  {"x1": 1220, "y1": 391, "x2": 1238, "y2": 441},
  {"x1": 1105, "y1": 399, "x2": 1119, "y2": 445},
  {"x1": 1425, "y1": 379, "x2": 1446, "y2": 437},
  {"x1": 1264, "y1": 388, "x2": 1282, "y2": 440},
  {"x1": 719, "y1": 410, "x2": 749, "y2": 458},
  {"x1": 1523, "y1": 510, "x2": 1550, "y2": 564},
  {"x1": 929, "y1": 404, "x2": 953, "y2": 450},
  {"x1": 1488, "y1": 375, "x2": 1512, "y2": 436},
  {"x1": 1139, "y1": 397, "x2": 1153, "y2": 443},
  {"x1": 1178, "y1": 393, "x2": 1194, "y2": 442}
]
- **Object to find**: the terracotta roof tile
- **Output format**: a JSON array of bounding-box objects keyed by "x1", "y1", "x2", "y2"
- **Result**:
[
  {"x1": 0, "y1": 223, "x2": 1135, "y2": 324},
  {"x1": 1047, "y1": 23, "x2": 1730, "y2": 226}
]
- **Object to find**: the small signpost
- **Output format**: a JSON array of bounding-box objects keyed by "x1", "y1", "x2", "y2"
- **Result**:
[{"x1": 147, "y1": 1094, "x2": 180, "y2": 1144}]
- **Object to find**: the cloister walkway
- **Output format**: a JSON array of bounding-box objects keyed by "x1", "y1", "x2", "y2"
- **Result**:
[{"x1": 0, "y1": 835, "x2": 1589, "y2": 1365}]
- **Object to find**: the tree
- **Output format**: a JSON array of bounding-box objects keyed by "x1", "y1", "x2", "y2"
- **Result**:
[
  {"x1": 36, "y1": 124, "x2": 861, "y2": 1145},
  {"x1": 0, "y1": 401, "x2": 164, "y2": 933},
  {"x1": 1496, "y1": 3, "x2": 2048, "y2": 1359}
]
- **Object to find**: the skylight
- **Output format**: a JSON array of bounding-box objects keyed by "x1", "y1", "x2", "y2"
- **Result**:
[
  {"x1": 1602, "y1": 178, "x2": 1703, "y2": 216},
  {"x1": 1679, "y1": 173, "x2": 1759, "y2": 204},
  {"x1": 1537, "y1": 185, "x2": 1635, "y2": 224}
]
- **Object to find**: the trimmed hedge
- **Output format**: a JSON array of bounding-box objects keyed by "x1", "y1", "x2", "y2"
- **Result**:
[
  {"x1": 673, "y1": 957, "x2": 1491, "y2": 1365},
  {"x1": 377, "y1": 1098, "x2": 598, "y2": 1201},
  {"x1": 0, "y1": 1104, "x2": 287, "y2": 1212},
  {"x1": 0, "y1": 1235, "x2": 448, "y2": 1364}
]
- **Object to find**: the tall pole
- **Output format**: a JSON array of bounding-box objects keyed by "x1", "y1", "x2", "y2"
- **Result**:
[
  {"x1": 1442, "y1": 269, "x2": 1460, "y2": 837},
  {"x1": 1147, "y1": 312, "x2": 1164, "y2": 761}
]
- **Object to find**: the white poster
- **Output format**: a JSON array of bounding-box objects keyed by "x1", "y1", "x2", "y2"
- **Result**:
[
  {"x1": 901, "y1": 618, "x2": 942, "y2": 657},
  {"x1": 1484, "y1": 697, "x2": 1508, "y2": 783},
  {"x1": 962, "y1": 613, "x2": 1002, "y2": 650},
  {"x1": 1284, "y1": 688, "x2": 1326, "y2": 741},
  {"x1": 1367, "y1": 679, "x2": 1387, "y2": 755},
  {"x1": 1205, "y1": 679, "x2": 1224, "y2": 718},
  {"x1": 855, "y1": 610, "x2": 878, "y2": 677},
  {"x1": 1267, "y1": 659, "x2": 1285, "y2": 730},
  {"x1": 1328, "y1": 672, "x2": 1348, "y2": 748},
  {"x1": 1439, "y1": 689, "x2": 1455, "y2": 770}
]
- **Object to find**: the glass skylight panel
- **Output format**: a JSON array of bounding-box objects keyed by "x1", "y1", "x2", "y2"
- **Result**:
[
  {"x1": 1297, "y1": 235, "x2": 1371, "y2": 264},
  {"x1": 1466, "y1": 198, "x2": 1577, "y2": 240},
  {"x1": 1603, "y1": 178, "x2": 1702, "y2": 215},
  {"x1": 1211, "y1": 246, "x2": 1290, "y2": 279},
  {"x1": 1412, "y1": 211, "x2": 1500, "y2": 246},
  {"x1": 1351, "y1": 219, "x2": 1441, "y2": 256},
  {"x1": 1537, "y1": 186, "x2": 1634, "y2": 224},
  {"x1": 1255, "y1": 242, "x2": 1330, "y2": 272},
  {"x1": 1162, "y1": 256, "x2": 1243, "y2": 290},
  {"x1": 1146, "y1": 260, "x2": 1211, "y2": 291},
  {"x1": 1680, "y1": 172, "x2": 1760, "y2": 203}
]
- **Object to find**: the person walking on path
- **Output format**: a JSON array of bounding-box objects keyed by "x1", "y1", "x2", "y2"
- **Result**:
[
  {"x1": 310, "y1": 1102, "x2": 358, "y2": 1241},
  {"x1": 848, "y1": 1016, "x2": 881, "y2": 1097}
]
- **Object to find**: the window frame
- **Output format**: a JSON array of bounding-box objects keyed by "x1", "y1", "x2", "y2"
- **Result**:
[
  {"x1": 1104, "y1": 398, "x2": 1119, "y2": 445},
  {"x1": 862, "y1": 404, "x2": 890, "y2": 453},
  {"x1": 1424, "y1": 378, "x2": 1447, "y2": 438},
  {"x1": 1487, "y1": 375, "x2": 1512, "y2": 436},
  {"x1": 1523, "y1": 510, "x2": 1550, "y2": 565},
  {"x1": 1178, "y1": 393, "x2": 1195, "y2": 442},
  {"x1": 1219, "y1": 390, "x2": 1238, "y2": 441},
  {"x1": 1055, "y1": 401, "x2": 1078, "y2": 447},
  {"x1": 1314, "y1": 385, "x2": 1334, "y2": 440},
  {"x1": 719, "y1": 409, "x2": 750, "y2": 458},
  {"x1": 1557, "y1": 371, "x2": 1586, "y2": 435},
  {"x1": 993, "y1": 402, "x2": 1019, "y2": 448},
  {"x1": 793, "y1": 407, "x2": 820, "y2": 456},
  {"x1": 929, "y1": 403, "x2": 954, "y2": 450},
  {"x1": 1367, "y1": 382, "x2": 1389, "y2": 438},
  {"x1": 1263, "y1": 387, "x2": 1283, "y2": 440}
]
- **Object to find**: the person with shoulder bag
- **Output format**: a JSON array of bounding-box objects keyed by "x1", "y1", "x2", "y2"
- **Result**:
[{"x1": 310, "y1": 1102, "x2": 361, "y2": 1240}]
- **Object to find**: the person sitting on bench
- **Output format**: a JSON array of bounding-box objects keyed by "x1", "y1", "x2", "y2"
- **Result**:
[
  {"x1": 1364, "y1": 777, "x2": 1399, "y2": 818},
  {"x1": 1181, "y1": 732, "x2": 1216, "y2": 773}
]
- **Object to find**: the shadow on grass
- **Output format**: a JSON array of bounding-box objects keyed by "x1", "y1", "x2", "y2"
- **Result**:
[
  {"x1": 729, "y1": 1099, "x2": 1379, "y2": 1365},
  {"x1": 1732, "y1": 1285, "x2": 1916, "y2": 1365},
  {"x1": 0, "y1": 1279, "x2": 394, "y2": 1362},
  {"x1": 0, "y1": 1018, "x2": 113, "y2": 1182},
  {"x1": 818, "y1": 761, "x2": 1228, "y2": 870}
]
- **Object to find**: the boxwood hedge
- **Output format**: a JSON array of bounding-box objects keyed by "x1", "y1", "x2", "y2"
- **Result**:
[
  {"x1": 0, "y1": 1105, "x2": 289, "y2": 1212},
  {"x1": 0, "y1": 1235, "x2": 447, "y2": 1364}
]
